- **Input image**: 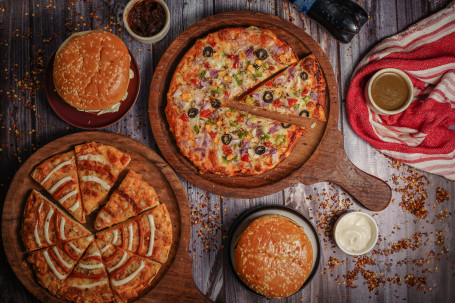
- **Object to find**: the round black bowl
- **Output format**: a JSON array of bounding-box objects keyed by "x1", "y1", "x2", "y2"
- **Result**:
[{"x1": 225, "y1": 205, "x2": 321, "y2": 299}]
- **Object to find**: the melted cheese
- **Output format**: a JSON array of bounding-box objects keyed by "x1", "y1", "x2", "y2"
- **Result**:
[
  {"x1": 44, "y1": 208, "x2": 54, "y2": 244},
  {"x1": 88, "y1": 250, "x2": 101, "y2": 257},
  {"x1": 78, "y1": 262, "x2": 104, "y2": 270},
  {"x1": 80, "y1": 176, "x2": 111, "y2": 191},
  {"x1": 40, "y1": 159, "x2": 73, "y2": 185},
  {"x1": 98, "y1": 212, "x2": 111, "y2": 223},
  {"x1": 100, "y1": 243, "x2": 110, "y2": 253},
  {"x1": 111, "y1": 261, "x2": 145, "y2": 287},
  {"x1": 34, "y1": 222, "x2": 42, "y2": 247},
  {"x1": 77, "y1": 154, "x2": 106, "y2": 165},
  {"x1": 69, "y1": 201, "x2": 80, "y2": 212},
  {"x1": 59, "y1": 217, "x2": 67, "y2": 240},
  {"x1": 145, "y1": 215, "x2": 155, "y2": 257},
  {"x1": 112, "y1": 230, "x2": 119, "y2": 245},
  {"x1": 49, "y1": 176, "x2": 73, "y2": 194},
  {"x1": 43, "y1": 250, "x2": 68, "y2": 280},
  {"x1": 59, "y1": 189, "x2": 78, "y2": 205},
  {"x1": 69, "y1": 242, "x2": 84, "y2": 254},
  {"x1": 69, "y1": 280, "x2": 107, "y2": 289},
  {"x1": 107, "y1": 252, "x2": 128, "y2": 273},
  {"x1": 128, "y1": 224, "x2": 133, "y2": 251},
  {"x1": 52, "y1": 246, "x2": 72, "y2": 269}
]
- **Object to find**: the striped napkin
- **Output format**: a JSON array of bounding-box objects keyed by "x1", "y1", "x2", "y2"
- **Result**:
[{"x1": 346, "y1": 1, "x2": 455, "y2": 181}]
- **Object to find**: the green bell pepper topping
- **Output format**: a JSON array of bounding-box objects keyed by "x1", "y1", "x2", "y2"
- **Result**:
[
  {"x1": 193, "y1": 125, "x2": 199, "y2": 134},
  {"x1": 245, "y1": 96, "x2": 254, "y2": 105}
]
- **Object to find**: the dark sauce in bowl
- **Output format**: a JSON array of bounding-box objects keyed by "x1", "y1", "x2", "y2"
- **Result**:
[{"x1": 127, "y1": 0, "x2": 167, "y2": 37}]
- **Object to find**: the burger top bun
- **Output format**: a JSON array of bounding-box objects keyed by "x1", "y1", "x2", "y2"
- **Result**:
[
  {"x1": 53, "y1": 30, "x2": 131, "y2": 112},
  {"x1": 234, "y1": 214, "x2": 313, "y2": 299}
]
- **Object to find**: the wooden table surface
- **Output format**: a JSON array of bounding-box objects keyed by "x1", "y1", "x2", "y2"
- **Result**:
[{"x1": 1, "y1": 0, "x2": 454, "y2": 302}]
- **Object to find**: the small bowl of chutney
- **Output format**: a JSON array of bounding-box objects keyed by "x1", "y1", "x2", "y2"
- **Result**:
[
  {"x1": 365, "y1": 68, "x2": 414, "y2": 115},
  {"x1": 123, "y1": 0, "x2": 170, "y2": 44}
]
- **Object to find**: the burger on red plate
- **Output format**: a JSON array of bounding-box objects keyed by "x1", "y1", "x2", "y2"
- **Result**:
[{"x1": 53, "y1": 30, "x2": 133, "y2": 115}]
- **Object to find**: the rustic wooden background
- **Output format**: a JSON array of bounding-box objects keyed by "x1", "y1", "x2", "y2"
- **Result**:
[{"x1": 1, "y1": 0, "x2": 454, "y2": 302}]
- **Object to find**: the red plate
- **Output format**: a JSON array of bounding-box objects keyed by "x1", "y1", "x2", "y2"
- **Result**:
[{"x1": 44, "y1": 49, "x2": 140, "y2": 129}]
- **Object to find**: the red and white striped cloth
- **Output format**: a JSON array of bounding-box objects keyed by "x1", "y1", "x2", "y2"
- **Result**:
[{"x1": 346, "y1": 1, "x2": 455, "y2": 181}]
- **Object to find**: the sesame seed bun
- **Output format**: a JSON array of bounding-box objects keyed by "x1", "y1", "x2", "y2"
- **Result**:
[
  {"x1": 53, "y1": 30, "x2": 131, "y2": 112},
  {"x1": 234, "y1": 214, "x2": 313, "y2": 298}
]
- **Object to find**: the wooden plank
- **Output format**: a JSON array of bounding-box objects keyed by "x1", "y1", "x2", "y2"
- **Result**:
[{"x1": 1, "y1": 1, "x2": 454, "y2": 302}]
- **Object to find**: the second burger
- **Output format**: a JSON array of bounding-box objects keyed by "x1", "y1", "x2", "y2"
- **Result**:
[{"x1": 53, "y1": 30, "x2": 133, "y2": 115}]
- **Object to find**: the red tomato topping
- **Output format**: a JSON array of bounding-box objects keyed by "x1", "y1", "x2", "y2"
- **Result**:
[
  {"x1": 272, "y1": 99, "x2": 282, "y2": 107},
  {"x1": 208, "y1": 38, "x2": 216, "y2": 47},
  {"x1": 302, "y1": 88, "x2": 309, "y2": 96},
  {"x1": 190, "y1": 79, "x2": 199, "y2": 86},
  {"x1": 233, "y1": 61, "x2": 239, "y2": 69},
  {"x1": 264, "y1": 141, "x2": 272, "y2": 148},
  {"x1": 265, "y1": 81, "x2": 273, "y2": 87},
  {"x1": 288, "y1": 98, "x2": 298, "y2": 108},
  {"x1": 222, "y1": 145, "x2": 232, "y2": 154},
  {"x1": 179, "y1": 113, "x2": 189, "y2": 122},
  {"x1": 269, "y1": 66, "x2": 275, "y2": 71},
  {"x1": 204, "y1": 62, "x2": 210, "y2": 69},
  {"x1": 208, "y1": 131, "x2": 217, "y2": 138},
  {"x1": 241, "y1": 155, "x2": 249, "y2": 162},
  {"x1": 237, "y1": 115, "x2": 244, "y2": 122},
  {"x1": 224, "y1": 91, "x2": 230, "y2": 98},
  {"x1": 200, "y1": 109, "x2": 211, "y2": 118}
]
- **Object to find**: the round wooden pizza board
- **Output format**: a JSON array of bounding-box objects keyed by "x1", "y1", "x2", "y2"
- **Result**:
[
  {"x1": 2, "y1": 132, "x2": 209, "y2": 302},
  {"x1": 149, "y1": 11, "x2": 391, "y2": 211}
]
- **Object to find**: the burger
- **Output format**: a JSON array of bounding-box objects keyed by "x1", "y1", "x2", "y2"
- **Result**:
[
  {"x1": 234, "y1": 214, "x2": 313, "y2": 298},
  {"x1": 53, "y1": 30, "x2": 132, "y2": 115}
]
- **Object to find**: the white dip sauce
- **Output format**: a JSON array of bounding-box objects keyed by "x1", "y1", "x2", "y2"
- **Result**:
[{"x1": 335, "y1": 213, "x2": 376, "y2": 253}]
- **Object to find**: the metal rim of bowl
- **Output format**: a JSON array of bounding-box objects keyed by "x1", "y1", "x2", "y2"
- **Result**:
[{"x1": 225, "y1": 204, "x2": 322, "y2": 299}]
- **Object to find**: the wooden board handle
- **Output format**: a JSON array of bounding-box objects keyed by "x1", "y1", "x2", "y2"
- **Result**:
[
  {"x1": 300, "y1": 130, "x2": 391, "y2": 211},
  {"x1": 329, "y1": 148, "x2": 391, "y2": 211}
]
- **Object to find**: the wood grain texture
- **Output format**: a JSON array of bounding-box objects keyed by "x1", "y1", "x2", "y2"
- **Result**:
[
  {"x1": 148, "y1": 11, "x2": 391, "y2": 210},
  {"x1": 2, "y1": 132, "x2": 208, "y2": 302},
  {"x1": 1, "y1": 1, "x2": 454, "y2": 303}
]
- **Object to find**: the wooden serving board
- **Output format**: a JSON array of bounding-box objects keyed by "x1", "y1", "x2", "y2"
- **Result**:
[
  {"x1": 1, "y1": 132, "x2": 209, "y2": 302},
  {"x1": 148, "y1": 11, "x2": 391, "y2": 211}
]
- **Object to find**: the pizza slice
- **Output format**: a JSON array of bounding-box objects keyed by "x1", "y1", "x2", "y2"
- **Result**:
[
  {"x1": 166, "y1": 26, "x2": 298, "y2": 120},
  {"x1": 175, "y1": 106, "x2": 304, "y2": 176},
  {"x1": 59, "y1": 242, "x2": 115, "y2": 303},
  {"x1": 26, "y1": 235, "x2": 94, "y2": 295},
  {"x1": 94, "y1": 171, "x2": 160, "y2": 230},
  {"x1": 75, "y1": 142, "x2": 131, "y2": 215},
  {"x1": 239, "y1": 55, "x2": 327, "y2": 121},
  {"x1": 96, "y1": 240, "x2": 161, "y2": 302},
  {"x1": 31, "y1": 150, "x2": 85, "y2": 223},
  {"x1": 21, "y1": 190, "x2": 92, "y2": 252},
  {"x1": 96, "y1": 204, "x2": 172, "y2": 263}
]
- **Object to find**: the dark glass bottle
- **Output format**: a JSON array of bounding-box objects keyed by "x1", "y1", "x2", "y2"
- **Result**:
[{"x1": 289, "y1": 0, "x2": 369, "y2": 43}]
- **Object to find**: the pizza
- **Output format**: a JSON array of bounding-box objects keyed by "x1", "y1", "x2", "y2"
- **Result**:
[
  {"x1": 96, "y1": 240, "x2": 161, "y2": 302},
  {"x1": 21, "y1": 190, "x2": 91, "y2": 252},
  {"x1": 31, "y1": 151, "x2": 85, "y2": 223},
  {"x1": 239, "y1": 55, "x2": 326, "y2": 121},
  {"x1": 96, "y1": 204, "x2": 172, "y2": 263},
  {"x1": 94, "y1": 171, "x2": 160, "y2": 230},
  {"x1": 26, "y1": 235, "x2": 94, "y2": 295},
  {"x1": 75, "y1": 142, "x2": 131, "y2": 215},
  {"x1": 59, "y1": 242, "x2": 115, "y2": 303},
  {"x1": 22, "y1": 144, "x2": 172, "y2": 302},
  {"x1": 166, "y1": 27, "x2": 327, "y2": 176}
]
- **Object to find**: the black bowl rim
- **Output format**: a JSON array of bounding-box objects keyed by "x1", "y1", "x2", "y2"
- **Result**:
[{"x1": 225, "y1": 204, "x2": 322, "y2": 299}]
